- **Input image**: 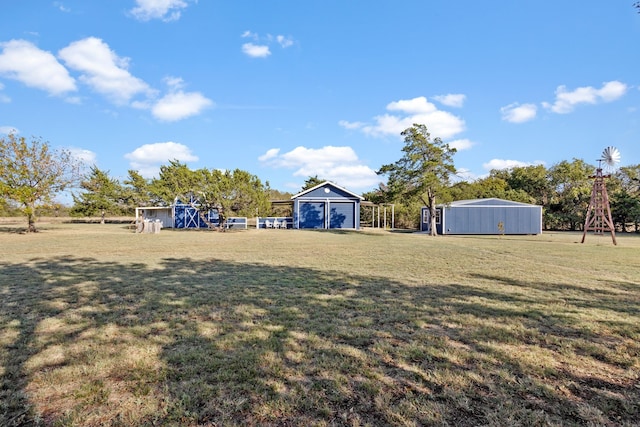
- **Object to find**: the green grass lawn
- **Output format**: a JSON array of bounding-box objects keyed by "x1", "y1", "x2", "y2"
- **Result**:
[{"x1": 1, "y1": 223, "x2": 639, "y2": 426}]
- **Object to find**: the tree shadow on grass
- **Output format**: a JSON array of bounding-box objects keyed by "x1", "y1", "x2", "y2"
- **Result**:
[{"x1": 0, "y1": 257, "x2": 638, "y2": 426}]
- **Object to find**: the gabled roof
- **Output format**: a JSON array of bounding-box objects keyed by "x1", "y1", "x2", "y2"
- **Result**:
[
  {"x1": 439, "y1": 198, "x2": 540, "y2": 208},
  {"x1": 291, "y1": 180, "x2": 364, "y2": 200}
]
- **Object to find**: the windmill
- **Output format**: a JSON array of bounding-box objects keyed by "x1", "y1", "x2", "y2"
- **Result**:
[{"x1": 581, "y1": 146, "x2": 620, "y2": 245}]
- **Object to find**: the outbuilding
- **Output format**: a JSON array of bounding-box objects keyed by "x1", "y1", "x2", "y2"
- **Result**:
[
  {"x1": 135, "y1": 196, "x2": 247, "y2": 230},
  {"x1": 135, "y1": 206, "x2": 173, "y2": 228},
  {"x1": 291, "y1": 181, "x2": 364, "y2": 229},
  {"x1": 420, "y1": 198, "x2": 542, "y2": 235}
]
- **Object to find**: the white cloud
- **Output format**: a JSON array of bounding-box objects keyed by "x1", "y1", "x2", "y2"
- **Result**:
[
  {"x1": 0, "y1": 82, "x2": 9, "y2": 103},
  {"x1": 482, "y1": 159, "x2": 544, "y2": 171},
  {"x1": 454, "y1": 168, "x2": 478, "y2": 181},
  {"x1": 433, "y1": 93, "x2": 466, "y2": 108},
  {"x1": 241, "y1": 32, "x2": 295, "y2": 58},
  {"x1": 242, "y1": 43, "x2": 271, "y2": 58},
  {"x1": 338, "y1": 120, "x2": 364, "y2": 130},
  {"x1": 129, "y1": 0, "x2": 189, "y2": 22},
  {"x1": 501, "y1": 103, "x2": 537, "y2": 123},
  {"x1": 68, "y1": 147, "x2": 97, "y2": 165},
  {"x1": 259, "y1": 145, "x2": 380, "y2": 190},
  {"x1": 0, "y1": 39, "x2": 76, "y2": 96},
  {"x1": 125, "y1": 141, "x2": 198, "y2": 178},
  {"x1": 258, "y1": 148, "x2": 280, "y2": 162},
  {"x1": 58, "y1": 37, "x2": 154, "y2": 105},
  {"x1": 386, "y1": 97, "x2": 435, "y2": 114},
  {"x1": 151, "y1": 90, "x2": 213, "y2": 121},
  {"x1": 53, "y1": 2, "x2": 71, "y2": 12},
  {"x1": 447, "y1": 139, "x2": 474, "y2": 151},
  {"x1": 344, "y1": 96, "x2": 466, "y2": 140},
  {"x1": 543, "y1": 80, "x2": 628, "y2": 114},
  {"x1": 276, "y1": 35, "x2": 294, "y2": 48},
  {"x1": 163, "y1": 76, "x2": 185, "y2": 90},
  {"x1": 0, "y1": 126, "x2": 19, "y2": 134}
]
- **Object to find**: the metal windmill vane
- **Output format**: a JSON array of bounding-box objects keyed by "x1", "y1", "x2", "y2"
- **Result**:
[
  {"x1": 600, "y1": 146, "x2": 621, "y2": 172},
  {"x1": 581, "y1": 146, "x2": 620, "y2": 245}
]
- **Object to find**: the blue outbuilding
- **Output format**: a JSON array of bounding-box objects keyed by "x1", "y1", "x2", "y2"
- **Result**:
[
  {"x1": 135, "y1": 195, "x2": 248, "y2": 230},
  {"x1": 421, "y1": 198, "x2": 542, "y2": 235},
  {"x1": 291, "y1": 181, "x2": 364, "y2": 229}
]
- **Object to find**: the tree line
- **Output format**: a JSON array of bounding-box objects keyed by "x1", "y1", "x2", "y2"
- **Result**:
[
  {"x1": 367, "y1": 125, "x2": 640, "y2": 233},
  {"x1": 70, "y1": 160, "x2": 274, "y2": 228},
  {"x1": 2, "y1": 131, "x2": 639, "y2": 233}
]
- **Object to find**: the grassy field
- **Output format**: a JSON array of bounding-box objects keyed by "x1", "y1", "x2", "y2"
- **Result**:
[{"x1": 1, "y1": 221, "x2": 639, "y2": 426}]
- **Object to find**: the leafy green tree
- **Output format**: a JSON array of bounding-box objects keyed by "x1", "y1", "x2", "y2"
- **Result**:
[
  {"x1": 547, "y1": 159, "x2": 594, "y2": 230},
  {"x1": 150, "y1": 160, "x2": 199, "y2": 205},
  {"x1": 226, "y1": 169, "x2": 271, "y2": 217},
  {"x1": 301, "y1": 175, "x2": 327, "y2": 191},
  {"x1": 378, "y1": 124, "x2": 456, "y2": 236},
  {"x1": 502, "y1": 165, "x2": 550, "y2": 206},
  {"x1": 71, "y1": 166, "x2": 126, "y2": 221},
  {"x1": 0, "y1": 133, "x2": 81, "y2": 232},
  {"x1": 148, "y1": 162, "x2": 270, "y2": 229},
  {"x1": 614, "y1": 165, "x2": 640, "y2": 194},
  {"x1": 361, "y1": 183, "x2": 390, "y2": 206},
  {"x1": 122, "y1": 170, "x2": 155, "y2": 209},
  {"x1": 0, "y1": 196, "x2": 22, "y2": 216},
  {"x1": 450, "y1": 174, "x2": 533, "y2": 203},
  {"x1": 610, "y1": 164, "x2": 640, "y2": 232},
  {"x1": 195, "y1": 168, "x2": 270, "y2": 228},
  {"x1": 267, "y1": 186, "x2": 293, "y2": 217},
  {"x1": 611, "y1": 189, "x2": 640, "y2": 232}
]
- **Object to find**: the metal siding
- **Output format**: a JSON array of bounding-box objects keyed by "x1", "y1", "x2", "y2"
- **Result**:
[
  {"x1": 422, "y1": 199, "x2": 542, "y2": 235},
  {"x1": 298, "y1": 202, "x2": 326, "y2": 228},
  {"x1": 329, "y1": 202, "x2": 354, "y2": 228},
  {"x1": 446, "y1": 206, "x2": 541, "y2": 234}
]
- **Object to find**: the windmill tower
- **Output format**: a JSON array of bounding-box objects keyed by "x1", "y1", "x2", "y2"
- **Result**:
[{"x1": 581, "y1": 146, "x2": 620, "y2": 245}]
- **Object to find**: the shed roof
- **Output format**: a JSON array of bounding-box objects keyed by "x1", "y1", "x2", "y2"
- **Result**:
[
  {"x1": 291, "y1": 181, "x2": 364, "y2": 200},
  {"x1": 439, "y1": 198, "x2": 540, "y2": 208}
]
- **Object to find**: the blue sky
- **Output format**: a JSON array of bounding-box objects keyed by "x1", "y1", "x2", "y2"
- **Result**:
[{"x1": 1, "y1": 1, "x2": 639, "y2": 199}]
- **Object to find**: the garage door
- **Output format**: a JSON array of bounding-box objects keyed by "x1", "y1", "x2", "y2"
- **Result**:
[
  {"x1": 299, "y1": 202, "x2": 325, "y2": 228},
  {"x1": 329, "y1": 202, "x2": 354, "y2": 229}
]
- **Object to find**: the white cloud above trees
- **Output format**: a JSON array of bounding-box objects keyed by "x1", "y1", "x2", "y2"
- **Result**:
[
  {"x1": 482, "y1": 159, "x2": 544, "y2": 171},
  {"x1": 125, "y1": 141, "x2": 198, "y2": 178},
  {"x1": 448, "y1": 139, "x2": 474, "y2": 151},
  {"x1": 502, "y1": 81, "x2": 627, "y2": 124},
  {"x1": 259, "y1": 146, "x2": 380, "y2": 190},
  {"x1": 59, "y1": 37, "x2": 154, "y2": 105},
  {"x1": 68, "y1": 147, "x2": 97, "y2": 165},
  {"x1": 0, "y1": 37, "x2": 212, "y2": 122},
  {"x1": 0, "y1": 39, "x2": 76, "y2": 96},
  {"x1": 433, "y1": 93, "x2": 466, "y2": 108},
  {"x1": 500, "y1": 103, "x2": 537, "y2": 123},
  {"x1": 542, "y1": 81, "x2": 627, "y2": 114},
  {"x1": 340, "y1": 96, "x2": 466, "y2": 140}
]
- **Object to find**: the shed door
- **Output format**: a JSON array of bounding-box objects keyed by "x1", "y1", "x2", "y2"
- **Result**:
[
  {"x1": 329, "y1": 202, "x2": 354, "y2": 229},
  {"x1": 185, "y1": 207, "x2": 201, "y2": 228},
  {"x1": 299, "y1": 202, "x2": 325, "y2": 228}
]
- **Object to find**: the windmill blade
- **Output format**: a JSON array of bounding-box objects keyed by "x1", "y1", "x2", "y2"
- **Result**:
[{"x1": 601, "y1": 146, "x2": 621, "y2": 168}]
